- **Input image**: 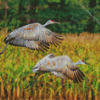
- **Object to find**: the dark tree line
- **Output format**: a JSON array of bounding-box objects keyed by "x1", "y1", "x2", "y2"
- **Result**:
[{"x1": 0, "y1": 0, "x2": 100, "y2": 34}]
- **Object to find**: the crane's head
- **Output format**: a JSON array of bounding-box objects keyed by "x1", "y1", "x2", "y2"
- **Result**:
[
  {"x1": 80, "y1": 60, "x2": 88, "y2": 64},
  {"x1": 74, "y1": 60, "x2": 89, "y2": 65},
  {"x1": 43, "y1": 19, "x2": 60, "y2": 27},
  {"x1": 49, "y1": 20, "x2": 60, "y2": 24}
]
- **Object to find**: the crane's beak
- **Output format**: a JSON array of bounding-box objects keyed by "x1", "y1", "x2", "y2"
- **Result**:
[
  {"x1": 53, "y1": 21, "x2": 60, "y2": 24},
  {"x1": 84, "y1": 61, "x2": 90, "y2": 65}
]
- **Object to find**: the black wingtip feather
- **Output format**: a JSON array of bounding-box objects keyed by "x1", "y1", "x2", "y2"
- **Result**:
[
  {"x1": 40, "y1": 42, "x2": 49, "y2": 49},
  {"x1": 78, "y1": 69, "x2": 85, "y2": 77},
  {"x1": 76, "y1": 72, "x2": 82, "y2": 82},
  {"x1": 77, "y1": 69, "x2": 85, "y2": 81},
  {"x1": 74, "y1": 73, "x2": 78, "y2": 83},
  {"x1": 40, "y1": 44, "x2": 48, "y2": 51}
]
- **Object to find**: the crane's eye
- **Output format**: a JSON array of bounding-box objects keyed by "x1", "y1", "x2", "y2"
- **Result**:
[
  {"x1": 50, "y1": 20, "x2": 54, "y2": 22},
  {"x1": 82, "y1": 60, "x2": 84, "y2": 62}
]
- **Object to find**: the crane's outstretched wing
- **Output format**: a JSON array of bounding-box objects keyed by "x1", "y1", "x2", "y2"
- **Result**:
[
  {"x1": 51, "y1": 67, "x2": 85, "y2": 83},
  {"x1": 60, "y1": 67, "x2": 85, "y2": 83},
  {"x1": 51, "y1": 72, "x2": 67, "y2": 79},
  {"x1": 10, "y1": 40, "x2": 49, "y2": 52},
  {"x1": 4, "y1": 23, "x2": 63, "y2": 51},
  {"x1": 35, "y1": 56, "x2": 85, "y2": 83}
]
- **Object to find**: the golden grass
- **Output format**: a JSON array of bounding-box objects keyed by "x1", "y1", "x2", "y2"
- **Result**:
[{"x1": 0, "y1": 29, "x2": 100, "y2": 99}]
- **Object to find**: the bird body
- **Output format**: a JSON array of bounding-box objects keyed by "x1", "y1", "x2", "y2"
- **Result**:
[
  {"x1": 33, "y1": 54, "x2": 72, "y2": 72},
  {"x1": 5, "y1": 23, "x2": 46, "y2": 43},
  {"x1": 25, "y1": 53, "x2": 87, "y2": 90},
  {"x1": 32, "y1": 53, "x2": 86, "y2": 83},
  {"x1": 0, "y1": 20, "x2": 63, "y2": 54}
]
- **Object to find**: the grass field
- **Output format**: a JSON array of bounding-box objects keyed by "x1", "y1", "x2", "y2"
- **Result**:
[{"x1": 0, "y1": 28, "x2": 100, "y2": 99}]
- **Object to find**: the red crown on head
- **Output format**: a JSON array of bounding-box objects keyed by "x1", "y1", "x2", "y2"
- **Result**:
[
  {"x1": 50, "y1": 20, "x2": 54, "y2": 22},
  {"x1": 82, "y1": 60, "x2": 84, "y2": 62}
]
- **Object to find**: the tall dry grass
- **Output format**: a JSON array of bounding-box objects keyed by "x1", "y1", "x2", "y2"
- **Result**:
[{"x1": 0, "y1": 29, "x2": 100, "y2": 99}]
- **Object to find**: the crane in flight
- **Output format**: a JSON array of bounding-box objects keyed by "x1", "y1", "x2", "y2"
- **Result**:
[
  {"x1": 0, "y1": 20, "x2": 63, "y2": 54},
  {"x1": 25, "y1": 53, "x2": 88, "y2": 90}
]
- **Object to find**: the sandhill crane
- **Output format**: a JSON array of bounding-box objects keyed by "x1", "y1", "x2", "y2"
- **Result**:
[
  {"x1": 0, "y1": 20, "x2": 63, "y2": 54},
  {"x1": 25, "y1": 53, "x2": 88, "y2": 90}
]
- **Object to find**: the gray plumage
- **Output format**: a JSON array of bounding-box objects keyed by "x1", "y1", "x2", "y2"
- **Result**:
[
  {"x1": 25, "y1": 53, "x2": 87, "y2": 90},
  {"x1": 0, "y1": 20, "x2": 63, "y2": 54}
]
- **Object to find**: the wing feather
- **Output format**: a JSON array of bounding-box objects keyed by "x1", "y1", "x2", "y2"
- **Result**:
[
  {"x1": 58, "y1": 72, "x2": 67, "y2": 79},
  {"x1": 51, "y1": 72, "x2": 67, "y2": 79},
  {"x1": 5, "y1": 23, "x2": 63, "y2": 46},
  {"x1": 4, "y1": 23, "x2": 63, "y2": 51},
  {"x1": 32, "y1": 55, "x2": 85, "y2": 83},
  {"x1": 10, "y1": 39, "x2": 50, "y2": 51},
  {"x1": 61, "y1": 67, "x2": 85, "y2": 83},
  {"x1": 51, "y1": 72, "x2": 59, "y2": 77}
]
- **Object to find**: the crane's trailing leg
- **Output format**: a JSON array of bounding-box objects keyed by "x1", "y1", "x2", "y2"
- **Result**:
[
  {"x1": 0, "y1": 42, "x2": 9, "y2": 55},
  {"x1": 25, "y1": 73, "x2": 39, "y2": 90},
  {"x1": 25, "y1": 71, "x2": 45, "y2": 91}
]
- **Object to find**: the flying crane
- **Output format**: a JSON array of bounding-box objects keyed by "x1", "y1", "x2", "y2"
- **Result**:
[
  {"x1": 0, "y1": 20, "x2": 63, "y2": 54},
  {"x1": 25, "y1": 53, "x2": 88, "y2": 90}
]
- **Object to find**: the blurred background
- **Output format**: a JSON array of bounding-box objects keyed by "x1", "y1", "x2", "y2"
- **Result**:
[{"x1": 0, "y1": 0, "x2": 100, "y2": 35}]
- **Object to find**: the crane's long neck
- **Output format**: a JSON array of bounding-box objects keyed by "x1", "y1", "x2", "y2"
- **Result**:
[
  {"x1": 43, "y1": 21, "x2": 50, "y2": 27},
  {"x1": 74, "y1": 62, "x2": 80, "y2": 65}
]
